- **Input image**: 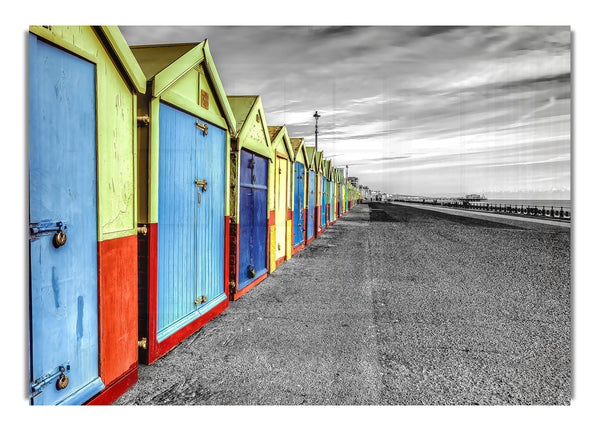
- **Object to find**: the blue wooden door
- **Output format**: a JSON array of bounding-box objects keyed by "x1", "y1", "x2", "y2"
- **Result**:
[
  {"x1": 293, "y1": 162, "x2": 305, "y2": 247},
  {"x1": 157, "y1": 104, "x2": 226, "y2": 342},
  {"x1": 329, "y1": 181, "x2": 334, "y2": 222},
  {"x1": 307, "y1": 170, "x2": 315, "y2": 241},
  {"x1": 345, "y1": 186, "x2": 348, "y2": 212},
  {"x1": 238, "y1": 150, "x2": 269, "y2": 289},
  {"x1": 29, "y1": 34, "x2": 104, "y2": 405},
  {"x1": 321, "y1": 178, "x2": 327, "y2": 228},
  {"x1": 196, "y1": 119, "x2": 226, "y2": 308}
]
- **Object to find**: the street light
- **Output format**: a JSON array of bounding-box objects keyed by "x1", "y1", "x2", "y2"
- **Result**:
[{"x1": 313, "y1": 110, "x2": 320, "y2": 152}]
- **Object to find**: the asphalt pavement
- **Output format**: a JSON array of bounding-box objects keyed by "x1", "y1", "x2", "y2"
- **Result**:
[{"x1": 115, "y1": 203, "x2": 571, "y2": 405}]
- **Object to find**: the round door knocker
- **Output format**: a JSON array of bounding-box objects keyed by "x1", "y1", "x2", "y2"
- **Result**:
[
  {"x1": 247, "y1": 265, "x2": 255, "y2": 279},
  {"x1": 56, "y1": 367, "x2": 69, "y2": 390},
  {"x1": 53, "y1": 230, "x2": 67, "y2": 248}
]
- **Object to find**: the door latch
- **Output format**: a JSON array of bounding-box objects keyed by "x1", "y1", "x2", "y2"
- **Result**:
[
  {"x1": 195, "y1": 120, "x2": 208, "y2": 136},
  {"x1": 30, "y1": 362, "x2": 70, "y2": 399},
  {"x1": 195, "y1": 179, "x2": 208, "y2": 191},
  {"x1": 195, "y1": 180, "x2": 208, "y2": 206},
  {"x1": 194, "y1": 296, "x2": 207, "y2": 306},
  {"x1": 30, "y1": 221, "x2": 68, "y2": 248}
]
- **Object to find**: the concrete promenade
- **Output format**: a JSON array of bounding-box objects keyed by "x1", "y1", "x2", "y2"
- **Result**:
[
  {"x1": 115, "y1": 203, "x2": 571, "y2": 405},
  {"x1": 389, "y1": 200, "x2": 571, "y2": 230}
]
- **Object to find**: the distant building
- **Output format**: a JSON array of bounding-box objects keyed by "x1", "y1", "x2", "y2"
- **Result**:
[
  {"x1": 358, "y1": 184, "x2": 370, "y2": 198},
  {"x1": 348, "y1": 176, "x2": 359, "y2": 187}
]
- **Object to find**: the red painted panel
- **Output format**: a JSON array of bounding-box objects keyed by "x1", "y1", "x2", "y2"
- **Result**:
[
  {"x1": 228, "y1": 222, "x2": 237, "y2": 295},
  {"x1": 85, "y1": 365, "x2": 137, "y2": 405},
  {"x1": 144, "y1": 223, "x2": 159, "y2": 364},
  {"x1": 232, "y1": 271, "x2": 268, "y2": 301},
  {"x1": 291, "y1": 242, "x2": 305, "y2": 256},
  {"x1": 316, "y1": 205, "x2": 322, "y2": 235},
  {"x1": 275, "y1": 256, "x2": 285, "y2": 268},
  {"x1": 228, "y1": 222, "x2": 239, "y2": 300},
  {"x1": 154, "y1": 298, "x2": 228, "y2": 359},
  {"x1": 224, "y1": 216, "x2": 230, "y2": 295},
  {"x1": 98, "y1": 234, "x2": 138, "y2": 386}
]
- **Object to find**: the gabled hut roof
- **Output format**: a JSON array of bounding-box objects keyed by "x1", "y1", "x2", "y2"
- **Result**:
[
  {"x1": 290, "y1": 138, "x2": 309, "y2": 166},
  {"x1": 268, "y1": 125, "x2": 294, "y2": 160},
  {"x1": 130, "y1": 40, "x2": 236, "y2": 133}
]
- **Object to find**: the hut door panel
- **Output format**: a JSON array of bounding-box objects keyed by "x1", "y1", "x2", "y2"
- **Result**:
[
  {"x1": 29, "y1": 34, "x2": 103, "y2": 405},
  {"x1": 196, "y1": 123, "x2": 226, "y2": 306},
  {"x1": 157, "y1": 104, "x2": 197, "y2": 337},
  {"x1": 293, "y1": 163, "x2": 305, "y2": 247},
  {"x1": 329, "y1": 182, "x2": 334, "y2": 221},
  {"x1": 307, "y1": 171, "x2": 315, "y2": 241},
  {"x1": 321, "y1": 179, "x2": 327, "y2": 228},
  {"x1": 275, "y1": 157, "x2": 287, "y2": 261},
  {"x1": 238, "y1": 150, "x2": 269, "y2": 289}
]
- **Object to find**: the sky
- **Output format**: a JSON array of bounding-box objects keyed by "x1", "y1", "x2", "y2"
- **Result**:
[{"x1": 120, "y1": 26, "x2": 571, "y2": 199}]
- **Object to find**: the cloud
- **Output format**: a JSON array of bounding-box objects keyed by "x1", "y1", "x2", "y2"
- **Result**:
[{"x1": 120, "y1": 25, "x2": 571, "y2": 197}]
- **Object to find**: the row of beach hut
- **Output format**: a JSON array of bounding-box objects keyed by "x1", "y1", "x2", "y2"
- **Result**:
[{"x1": 27, "y1": 26, "x2": 362, "y2": 405}]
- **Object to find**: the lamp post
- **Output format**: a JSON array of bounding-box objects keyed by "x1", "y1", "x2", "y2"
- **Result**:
[{"x1": 313, "y1": 110, "x2": 320, "y2": 152}]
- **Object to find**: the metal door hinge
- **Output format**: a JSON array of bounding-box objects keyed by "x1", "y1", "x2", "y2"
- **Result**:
[
  {"x1": 137, "y1": 225, "x2": 148, "y2": 235},
  {"x1": 137, "y1": 115, "x2": 150, "y2": 126},
  {"x1": 194, "y1": 296, "x2": 207, "y2": 306},
  {"x1": 138, "y1": 338, "x2": 148, "y2": 349},
  {"x1": 196, "y1": 120, "x2": 208, "y2": 135}
]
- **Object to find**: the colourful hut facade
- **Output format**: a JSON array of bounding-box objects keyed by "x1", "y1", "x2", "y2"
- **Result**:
[
  {"x1": 131, "y1": 41, "x2": 237, "y2": 365},
  {"x1": 268, "y1": 125, "x2": 294, "y2": 271},
  {"x1": 304, "y1": 146, "x2": 317, "y2": 245},
  {"x1": 228, "y1": 96, "x2": 274, "y2": 300},
  {"x1": 324, "y1": 160, "x2": 334, "y2": 227},
  {"x1": 290, "y1": 138, "x2": 309, "y2": 255},
  {"x1": 29, "y1": 26, "x2": 146, "y2": 405},
  {"x1": 315, "y1": 151, "x2": 325, "y2": 237}
]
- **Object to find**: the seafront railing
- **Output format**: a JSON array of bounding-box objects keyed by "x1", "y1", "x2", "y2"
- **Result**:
[{"x1": 390, "y1": 199, "x2": 571, "y2": 221}]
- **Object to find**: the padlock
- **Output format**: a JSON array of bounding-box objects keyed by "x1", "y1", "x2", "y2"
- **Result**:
[
  {"x1": 56, "y1": 373, "x2": 69, "y2": 390},
  {"x1": 53, "y1": 230, "x2": 67, "y2": 248},
  {"x1": 247, "y1": 265, "x2": 255, "y2": 279}
]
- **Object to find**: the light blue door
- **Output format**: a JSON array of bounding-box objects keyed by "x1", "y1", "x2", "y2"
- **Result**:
[
  {"x1": 293, "y1": 163, "x2": 305, "y2": 247},
  {"x1": 157, "y1": 103, "x2": 226, "y2": 342},
  {"x1": 29, "y1": 34, "x2": 104, "y2": 405}
]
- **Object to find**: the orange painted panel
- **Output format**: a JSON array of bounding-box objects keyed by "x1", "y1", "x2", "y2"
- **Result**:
[{"x1": 98, "y1": 235, "x2": 138, "y2": 386}]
